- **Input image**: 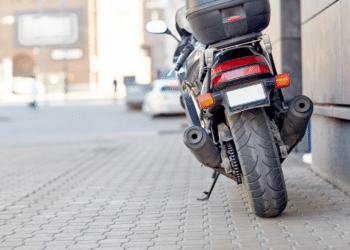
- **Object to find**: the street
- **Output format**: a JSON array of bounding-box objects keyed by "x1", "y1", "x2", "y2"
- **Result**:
[{"x1": 0, "y1": 100, "x2": 350, "y2": 250}]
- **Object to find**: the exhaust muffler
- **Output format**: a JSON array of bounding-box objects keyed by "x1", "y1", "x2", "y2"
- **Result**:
[
  {"x1": 280, "y1": 95, "x2": 313, "y2": 152},
  {"x1": 183, "y1": 126, "x2": 222, "y2": 168}
]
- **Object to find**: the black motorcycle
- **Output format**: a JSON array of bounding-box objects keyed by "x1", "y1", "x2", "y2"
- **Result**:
[{"x1": 146, "y1": 0, "x2": 313, "y2": 218}]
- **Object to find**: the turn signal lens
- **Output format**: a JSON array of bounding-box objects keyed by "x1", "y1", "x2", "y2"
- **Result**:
[
  {"x1": 198, "y1": 93, "x2": 215, "y2": 109},
  {"x1": 275, "y1": 74, "x2": 291, "y2": 88},
  {"x1": 156, "y1": 94, "x2": 164, "y2": 102}
]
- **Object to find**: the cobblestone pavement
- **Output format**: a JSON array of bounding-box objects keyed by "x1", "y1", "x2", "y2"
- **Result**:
[{"x1": 0, "y1": 131, "x2": 350, "y2": 250}]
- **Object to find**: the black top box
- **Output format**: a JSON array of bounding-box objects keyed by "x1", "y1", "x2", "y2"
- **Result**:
[{"x1": 185, "y1": 0, "x2": 271, "y2": 45}]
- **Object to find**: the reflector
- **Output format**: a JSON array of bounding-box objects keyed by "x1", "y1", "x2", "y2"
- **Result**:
[
  {"x1": 227, "y1": 15, "x2": 242, "y2": 22},
  {"x1": 275, "y1": 74, "x2": 290, "y2": 88},
  {"x1": 212, "y1": 65, "x2": 270, "y2": 86},
  {"x1": 198, "y1": 93, "x2": 215, "y2": 109},
  {"x1": 212, "y1": 56, "x2": 266, "y2": 75}
]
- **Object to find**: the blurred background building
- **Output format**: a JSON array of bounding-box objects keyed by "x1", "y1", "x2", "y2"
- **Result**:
[
  {"x1": 0, "y1": 0, "x2": 157, "y2": 99},
  {"x1": 0, "y1": 0, "x2": 91, "y2": 95},
  {"x1": 0, "y1": 0, "x2": 187, "y2": 100},
  {"x1": 142, "y1": 0, "x2": 184, "y2": 80}
]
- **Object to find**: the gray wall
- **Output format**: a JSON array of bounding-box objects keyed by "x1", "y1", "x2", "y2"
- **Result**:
[
  {"x1": 265, "y1": 0, "x2": 308, "y2": 152},
  {"x1": 265, "y1": 0, "x2": 302, "y2": 103},
  {"x1": 301, "y1": 0, "x2": 350, "y2": 195}
]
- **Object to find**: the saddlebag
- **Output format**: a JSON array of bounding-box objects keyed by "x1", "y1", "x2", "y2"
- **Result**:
[{"x1": 185, "y1": 0, "x2": 271, "y2": 45}]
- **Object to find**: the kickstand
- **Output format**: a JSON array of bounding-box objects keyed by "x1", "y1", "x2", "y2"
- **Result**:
[{"x1": 197, "y1": 171, "x2": 220, "y2": 201}]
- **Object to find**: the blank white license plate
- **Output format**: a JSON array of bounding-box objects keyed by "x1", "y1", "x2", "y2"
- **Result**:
[{"x1": 226, "y1": 84, "x2": 266, "y2": 108}]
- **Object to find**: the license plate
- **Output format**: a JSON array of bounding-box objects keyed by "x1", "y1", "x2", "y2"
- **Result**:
[{"x1": 226, "y1": 83, "x2": 267, "y2": 109}]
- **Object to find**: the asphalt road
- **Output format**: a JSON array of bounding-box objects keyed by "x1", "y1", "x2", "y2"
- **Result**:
[{"x1": 0, "y1": 100, "x2": 187, "y2": 147}]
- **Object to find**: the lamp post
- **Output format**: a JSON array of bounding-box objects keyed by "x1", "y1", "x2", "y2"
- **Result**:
[
  {"x1": 61, "y1": 0, "x2": 68, "y2": 95},
  {"x1": 37, "y1": 0, "x2": 47, "y2": 75}
]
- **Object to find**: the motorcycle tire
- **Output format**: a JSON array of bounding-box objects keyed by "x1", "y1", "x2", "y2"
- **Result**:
[{"x1": 226, "y1": 107, "x2": 288, "y2": 218}]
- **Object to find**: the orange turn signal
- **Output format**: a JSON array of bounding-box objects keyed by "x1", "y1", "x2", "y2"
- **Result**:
[
  {"x1": 167, "y1": 81, "x2": 179, "y2": 88},
  {"x1": 275, "y1": 74, "x2": 291, "y2": 88},
  {"x1": 198, "y1": 93, "x2": 215, "y2": 109}
]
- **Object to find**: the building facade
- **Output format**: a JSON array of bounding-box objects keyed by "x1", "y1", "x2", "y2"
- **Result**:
[
  {"x1": 0, "y1": 0, "x2": 153, "y2": 96},
  {"x1": 0, "y1": 0, "x2": 91, "y2": 92},
  {"x1": 143, "y1": 0, "x2": 184, "y2": 80},
  {"x1": 301, "y1": 0, "x2": 350, "y2": 195},
  {"x1": 95, "y1": 0, "x2": 151, "y2": 95}
]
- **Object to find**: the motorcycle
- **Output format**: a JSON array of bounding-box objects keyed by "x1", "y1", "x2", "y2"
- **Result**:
[{"x1": 146, "y1": 0, "x2": 313, "y2": 218}]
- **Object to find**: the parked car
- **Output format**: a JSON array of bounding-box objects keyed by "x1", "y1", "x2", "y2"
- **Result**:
[
  {"x1": 12, "y1": 77, "x2": 45, "y2": 94},
  {"x1": 142, "y1": 79, "x2": 185, "y2": 117},
  {"x1": 125, "y1": 84, "x2": 150, "y2": 110}
]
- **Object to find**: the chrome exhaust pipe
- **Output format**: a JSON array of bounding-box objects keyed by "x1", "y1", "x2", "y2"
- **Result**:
[
  {"x1": 183, "y1": 126, "x2": 222, "y2": 168},
  {"x1": 280, "y1": 95, "x2": 313, "y2": 152}
]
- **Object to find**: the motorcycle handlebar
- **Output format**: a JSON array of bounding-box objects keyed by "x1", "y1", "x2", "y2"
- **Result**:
[{"x1": 174, "y1": 43, "x2": 194, "y2": 71}]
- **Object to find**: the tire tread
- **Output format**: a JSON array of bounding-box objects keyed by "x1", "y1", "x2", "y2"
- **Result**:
[{"x1": 227, "y1": 108, "x2": 288, "y2": 218}]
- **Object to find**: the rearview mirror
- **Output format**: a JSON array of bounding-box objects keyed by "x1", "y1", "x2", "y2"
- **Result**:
[{"x1": 146, "y1": 20, "x2": 168, "y2": 34}]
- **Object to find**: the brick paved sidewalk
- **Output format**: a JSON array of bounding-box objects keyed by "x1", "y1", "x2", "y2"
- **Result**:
[{"x1": 0, "y1": 132, "x2": 349, "y2": 250}]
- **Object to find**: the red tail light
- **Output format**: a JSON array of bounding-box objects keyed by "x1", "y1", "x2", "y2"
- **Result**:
[
  {"x1": 198, "y1": 93, "x2": 215, "y2": 109},
  {"x1": 212, "y1": 65, "x2": 270, "y2": 86},
  {"x1": 212, "y1": 56, "x2": 266, "y2": 75}
]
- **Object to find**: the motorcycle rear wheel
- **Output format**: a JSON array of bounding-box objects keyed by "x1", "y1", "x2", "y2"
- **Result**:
[{"x1": 226, "y1": 108, "x2": 288, "y2": 218}]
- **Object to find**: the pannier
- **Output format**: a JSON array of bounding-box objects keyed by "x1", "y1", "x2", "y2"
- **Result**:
[{"x1": 185, "y1": 0, "x2": 271, "y2": 45}]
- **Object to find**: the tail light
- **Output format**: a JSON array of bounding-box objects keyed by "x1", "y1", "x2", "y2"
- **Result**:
[
  {"x1": 275, "y1": 74, "x2": 290, "y2": 88},
  {"x1": 211, "y1": 56, "x2": 266, "y2": 75},
  {"x1": 212, "y1": 65, "x2": 270, "y2": 86},
  {"x1": 198, "y1": 93, "x2": 215, "y2": 109},
  {"x1": 211, "y1": 55, "x2": 271, "y2": 89}
]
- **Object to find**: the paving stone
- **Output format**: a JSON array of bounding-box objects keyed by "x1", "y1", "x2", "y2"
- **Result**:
[
  {"x1": 1, "y1": 118, "x2": 350, "y2": 250},
  {"x1": 13, "y1": 247, "x2": 45, "y2": 250},
  {"x1": 149, "y1": 246, "x2": 181, "y2": 250},
  {"x1": 98, "y1": 238, "x2": 129, "y2": 244},
  {"x1": 93, "y1": 248, "x2": 124, "y2": 250},
  {"x1": 120, "y1": 241, "x2": 154, "y2": 247},
  {"x1": 67, "y1": 244, "x2": 100, "y2": 249},
  {"x1": 293, "y1": 244, "x2": 327, "y2": 250},
  {"x1": 0, "y1": 242, "x2": 24, "y2": 247},
  {"x1": 177, "y1": 240, "x2": 210, "y2": 246}
]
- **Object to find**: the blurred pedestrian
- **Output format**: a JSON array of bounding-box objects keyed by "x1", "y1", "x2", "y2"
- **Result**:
[
  {"x1": 28, "y1": 79, "x2": 38, "y2": 109},
  {"x1": 113, "y1": 79, "x2": 118, "y2": 92},
  {"x1": 113, "y1": 79, "x2": 118, "y2": 101}
]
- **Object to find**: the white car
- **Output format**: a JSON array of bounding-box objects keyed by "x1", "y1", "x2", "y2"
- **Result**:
[
  {"x1": 142, "y1": 79, "x2": 185, "y2": 117},
  {"x1": 12, "y1": 77, "x2": 45, "y2": 94}
]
